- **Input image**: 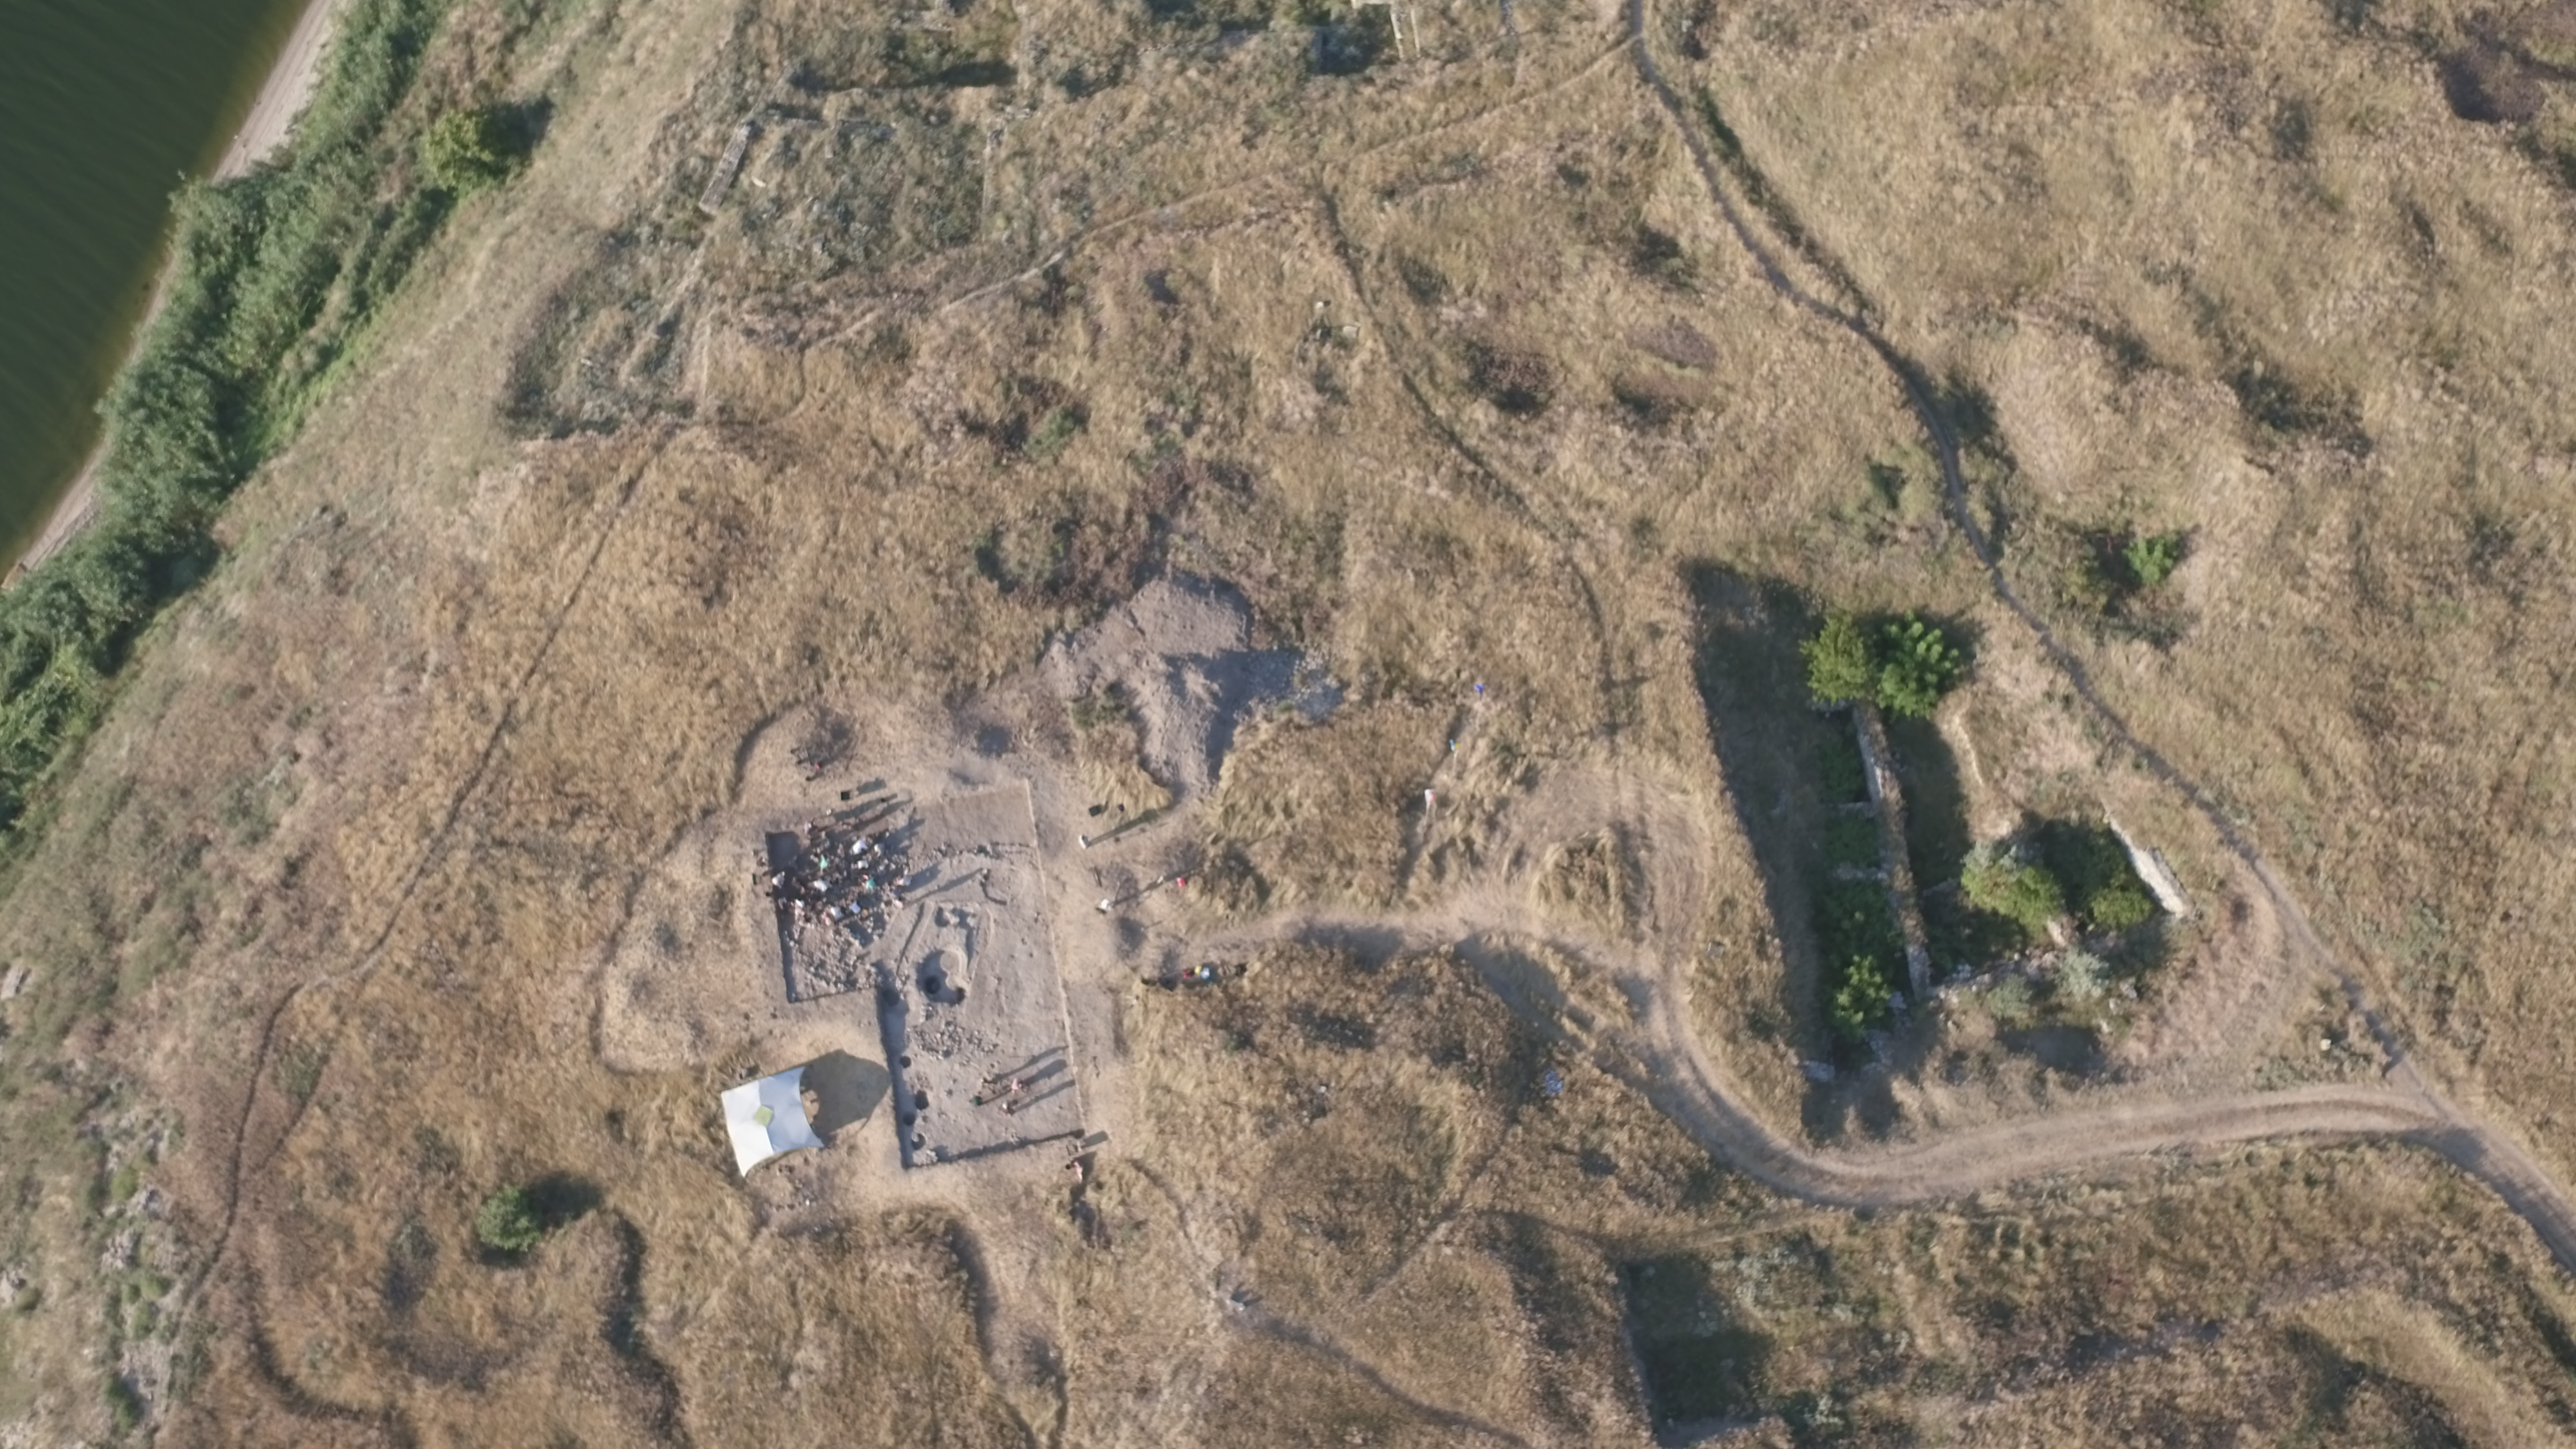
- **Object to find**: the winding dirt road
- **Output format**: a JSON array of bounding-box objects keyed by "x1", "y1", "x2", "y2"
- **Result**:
[{"x1": 1176, "y1": 902, "x2": 2500, "y2": 1231}]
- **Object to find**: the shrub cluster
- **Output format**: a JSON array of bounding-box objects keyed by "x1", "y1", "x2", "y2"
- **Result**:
[
  {"x1": 2041, "y1": 821, "x2": 2158, "y2": 934},
  {"x1": 2123, "y1": 531, "x2": 2184, "y2": 589},
  {"x1": 0, "y1": 0, "x2": 472, "y2": 833},
  {"x1": 1961, "y1": 842, "x2": 2065, "y2": 936},
  {"x1": 422, "y1": 104, "x2": 532, "y2": 193},
  {"x1": 1801, "y1": 611, "x2": 1965, "y2": 718},
  {"x1": 2083, "y1": 873, "x2": 2154, "y2": 933},
  {"x1": 1814, "y1": 878, "x2": 1904, "y2": 1045},
  {"x1": 1821, "y1": 813, "x2": 1882, "y2": 873},
  {"x1": 2056, "y1": 949, "x2": 2109, "y2": 1004},
  {"x1": 1960, "y1": 824, "x2": 2160, "y2": 945},
  {"x1": 2056, "y1": 526, "x2": 2187, "y2": 632},
  {"x1": 1828, "y1": 955, "x2": 1895, "y2": 1042},
  {"x1": 475, "y1": 1185, "x2": 545, "y2": 1255},
  {"x1": 1985, "y1": 976, "x2": 2033, "y2": 1025}
]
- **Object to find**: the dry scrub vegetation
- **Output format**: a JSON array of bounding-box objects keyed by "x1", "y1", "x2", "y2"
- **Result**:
[
  {"x1": 1, "y1": 0, "x2": 2574, "y2": 1441},
  {"x1": 1679, "y1": 0, "x2": 2576, "y2": 1175}
]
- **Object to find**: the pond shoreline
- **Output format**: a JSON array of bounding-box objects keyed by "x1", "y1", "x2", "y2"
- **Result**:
[{"x1": 3, "y1": 0, "x2": 345, "y2": 586}]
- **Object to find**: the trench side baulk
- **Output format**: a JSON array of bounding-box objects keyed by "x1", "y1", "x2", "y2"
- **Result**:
[{"x1": 1851, "y1": 701, "x2": 1933, "y2": 1003}]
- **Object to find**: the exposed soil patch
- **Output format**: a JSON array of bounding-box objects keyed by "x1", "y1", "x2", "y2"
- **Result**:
[{"x1": 1042, "y1": 573, "x2": 1338, "y2": 800}]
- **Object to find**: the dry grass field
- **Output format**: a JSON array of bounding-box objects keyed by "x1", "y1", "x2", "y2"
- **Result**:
[
  {"x1": 3, "y1": 0, "x2": 2576, "y2": 1441},
  {"x1": 1681, "y1": 0, "x2": 2576, "y2": 1154}
]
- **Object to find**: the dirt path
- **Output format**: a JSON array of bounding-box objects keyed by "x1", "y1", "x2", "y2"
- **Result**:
[
  {"x1": 1179, "y1": 904, "x2": 2452, "y2": 1210},
  {"x1": 1616, "y1": 0, "x2": 2576, "y2": 1278}
]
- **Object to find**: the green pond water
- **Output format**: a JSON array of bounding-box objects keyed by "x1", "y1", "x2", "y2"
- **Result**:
[{"x1": 0, "y1": 0, "x2": 317, "y2": 568}]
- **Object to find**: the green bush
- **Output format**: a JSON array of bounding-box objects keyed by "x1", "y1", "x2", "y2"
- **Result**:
[
  {"x1": 1814, "y1": 732, "x2": 1867, "y2": 804},
  {"x1": 1985, "y1": 976, "x2": 2033, "y2": 1025},
  {"x1": 475, "y1": 1186, "x2": 545, "y2": 1254},
  {"x1": 2085, "y1": 877, "x2": 2155, "y2": 934},
  {"x1": 1822, "y1": 813, "x2": 1882, "y2": 872},
  {"x1": 0, "y1": 0, "x2": 446, "y2": 834},
  {"x1": 1815, "y1": 875, "x2": 1904, "y2": 1046},
  {"x1": 1803, "y1": 611, "x2": 1967, "y2": 718},
  {"x1": 1875, "y1": 614, "x2": 1964, "y2": 718},
  {"x1": 1022, "y1": 404, "x2": 1084, "y2": 462},
  {"x1": 1960, "y1": 842, "x2": 2065, "y2": 935},
  {"x1": 2056, "y1": 949, "x2": 2108, "y2": 1004},
  {"x1": 1801, "y1": 611, "x2": 1875, "y2": 706},
  {"x1": 2032, "y1": 820, "x2": 2158, "y2": 935},
  {"x1": 104, "y1": 1375, "x2": 144, "y2": 1433},
  {"x1": 2124, "y1": 530, "x2": 2184, "y2": 589},
  {"x1": 1828, "y1": 955, "x2": 1896, "y2": 1042},
  {"x1": 1814, "y1": 878, "x2": 1902, "y2": 969},
  {"x1": 422, "y1": 106, "x2": 522, "y2": 193}
]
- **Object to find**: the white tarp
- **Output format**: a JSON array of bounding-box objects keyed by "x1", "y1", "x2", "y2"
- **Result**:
[{"x1": 721, "y1": 1066, "x2": 822, "y2": 1175}]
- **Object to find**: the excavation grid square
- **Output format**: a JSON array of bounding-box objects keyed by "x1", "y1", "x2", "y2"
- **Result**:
[{"x1": 872, "y1": 785, "x2": 1081, "y2": 1167}]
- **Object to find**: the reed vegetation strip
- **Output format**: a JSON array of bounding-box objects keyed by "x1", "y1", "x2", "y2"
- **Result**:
[{"x1": 0, "y1": 0, "x2": 451, "y2": 834}]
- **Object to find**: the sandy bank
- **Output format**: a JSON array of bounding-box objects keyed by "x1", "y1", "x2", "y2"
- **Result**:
[{"x1": 213, "y1": 0, "x2": 345, "y2": 184}]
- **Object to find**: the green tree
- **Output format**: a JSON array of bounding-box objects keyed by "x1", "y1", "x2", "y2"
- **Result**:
[
  {"x1": 1828, "y1": 955, "x2": 1896, "y2": 1042},
  {"x1": 1874, "y1": 614, "x2": 1964, "y2": 717},
  {"x1": 424, "y1": 106, "x2": 519, "y2": 192},
  {"x1": 1801, "y1": 612, "x2": 1875, "y2": 706},
  {"x1": 1960, "y1": 842, "x2": 2066, "y2": 935},
  {"x1": 475, "y1": 1185, "x2": 545, "y2": 1254},
  {"x1": 2124, "y1": 530, "x2": 2184, "y2": 589}
]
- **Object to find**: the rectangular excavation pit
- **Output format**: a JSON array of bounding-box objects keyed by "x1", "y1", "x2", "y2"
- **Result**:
[
  {"x1": 766, "y1": 800, "x2": 912, "y2": 1003},
  {"x1": 871, "y1": 784, "x2": 1083, "y2": 1166}
]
